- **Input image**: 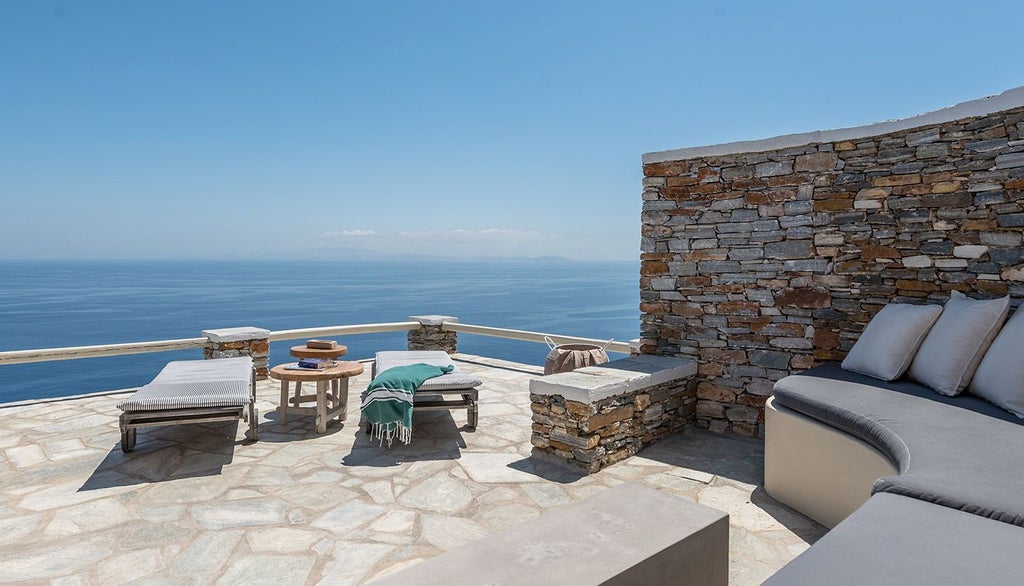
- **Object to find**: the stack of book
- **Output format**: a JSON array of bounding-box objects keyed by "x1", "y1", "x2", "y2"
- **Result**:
[
  {"x1": 299, "y1": 358, "x2": 335, "y2": 369},
  {"x1": 285, "y1": 358, "x2": 336, "y2": 371}
]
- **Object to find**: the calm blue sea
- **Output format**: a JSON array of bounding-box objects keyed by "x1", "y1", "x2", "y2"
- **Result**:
[{"x1": 0, "y1": 260, "x2": 639, "y2": 403}]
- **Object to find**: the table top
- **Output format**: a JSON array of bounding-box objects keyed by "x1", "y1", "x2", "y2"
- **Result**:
[
  {"x1": 289, "y1": 345, "x2": 349, "y2": 359},
  {"x1": 269, "y1": 361, "x2": 364, "y2": 382}
]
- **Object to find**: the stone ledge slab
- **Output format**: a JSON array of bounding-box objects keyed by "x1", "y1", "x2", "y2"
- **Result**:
[
  {"x1": 202, "y1": 327, "x2": 271, "y2": 343},
  {"x1": 528, "y1": 355, "x2": 698, "y2": 403},
  {"x1": 408, "y1": 315, "x2": 459, "y2": 326}
]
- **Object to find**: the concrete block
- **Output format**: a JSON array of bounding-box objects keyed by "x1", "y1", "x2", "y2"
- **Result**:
[{"x1": 371, "y1": 483, "x2": 728, "y2": 586}]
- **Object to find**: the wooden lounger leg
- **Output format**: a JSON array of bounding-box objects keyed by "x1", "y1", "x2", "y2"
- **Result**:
[
  {"x1": 467, "y1": 395, "x2": 478, "y2": 430},
  {"x1": 247, "y1": 404, "x2": 259, "y2": 441},
  {"x1": 121, "y1": 427, "x2": 137, "y2": 453},
  {"x1": 246, "y1": 367, "x2": 259, "y2": 441}
]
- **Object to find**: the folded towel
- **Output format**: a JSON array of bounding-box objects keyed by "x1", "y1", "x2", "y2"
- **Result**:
[{"x1": 361, "y1": 363, "x2": 454, "y2": 446}]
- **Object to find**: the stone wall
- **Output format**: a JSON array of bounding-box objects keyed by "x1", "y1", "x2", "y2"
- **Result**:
[
  {"x1": 639, "y1": 97, "x2": 1024, "y2": 437},
  {"x1": 530, "y1": 377, "x2": 696, "y2": 473}
]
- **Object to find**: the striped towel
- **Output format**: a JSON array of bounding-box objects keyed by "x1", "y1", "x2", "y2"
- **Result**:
[{"x1": 361, "y1": 363, "x2": 454, "y2": 446}]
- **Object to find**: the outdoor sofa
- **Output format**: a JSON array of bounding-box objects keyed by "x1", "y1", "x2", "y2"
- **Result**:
[{"x1": 764, "y1": 294, "x2": 1024, "y2": 583}]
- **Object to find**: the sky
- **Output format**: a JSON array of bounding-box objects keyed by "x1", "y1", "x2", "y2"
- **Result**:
[{"x1": 1, "y1": 1, "x2": 1022, "y2": 261}]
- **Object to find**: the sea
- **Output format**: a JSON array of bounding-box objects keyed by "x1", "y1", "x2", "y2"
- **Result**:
[{"x1": 0, "y1": 260, "x2": 640, "y2": 404}]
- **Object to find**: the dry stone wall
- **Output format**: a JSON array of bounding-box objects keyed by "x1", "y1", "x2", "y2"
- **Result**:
[
  {"x1": 640, "y1": 104, "x2": 1024, "y2": 437},
  {"x1": 530, "y1": 378, "x2": 696, "y2": 473}
]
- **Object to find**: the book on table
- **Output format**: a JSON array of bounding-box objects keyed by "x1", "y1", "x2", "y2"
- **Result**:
[{"x1": 285, "y1": 358, "x2": 336, "y2": 370}]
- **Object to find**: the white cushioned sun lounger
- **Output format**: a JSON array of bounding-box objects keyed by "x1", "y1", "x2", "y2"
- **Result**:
[
  {"x1": 116, "y1": 356, "x2": 257, "y2": 452},
  {"x1": 372, "y1": 351, "x2": 482, "y2": 429}
]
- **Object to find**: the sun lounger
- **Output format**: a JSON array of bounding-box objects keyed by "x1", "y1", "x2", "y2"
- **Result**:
[
  {"x1": 370, "y1": 351, "x2": 482, "y2": 430},
  {"x1": 116, "y1": 356, "x2": 258, "y2": 452}
]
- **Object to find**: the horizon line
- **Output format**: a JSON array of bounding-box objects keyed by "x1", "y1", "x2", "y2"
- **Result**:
[{"x1": 0, "y1": 256, "x2": 640, "y2": 263}]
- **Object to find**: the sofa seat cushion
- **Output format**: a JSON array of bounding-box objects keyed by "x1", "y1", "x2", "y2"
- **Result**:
[
  {"x1": 773, "y1": 362, "x2": 1024, "y2": 525},
  {"x1": 764, "y1": 492, "x2": 1024, "y2": 585}
]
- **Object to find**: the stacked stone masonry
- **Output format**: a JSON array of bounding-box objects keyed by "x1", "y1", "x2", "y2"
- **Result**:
[
  {"x1": 203, "y1": 339, "x2": 270, "y2": 379},
  {"x1": 530, "y1": 378, "x2": 697, "y2": 473},
  {"x1": 640, "y1": 105, "x2": 1024, "y2": 437},
  {"x1": 407, "y1": 316, "x2": 459, "y2": 354},
  {"x1": 407, "y1": 326, "x2": 458, "y2": 354}
]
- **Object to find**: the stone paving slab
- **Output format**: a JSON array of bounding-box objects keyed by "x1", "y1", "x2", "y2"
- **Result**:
[{"x1": 0, "y1": 353, "x2": 825, "y2": 585}]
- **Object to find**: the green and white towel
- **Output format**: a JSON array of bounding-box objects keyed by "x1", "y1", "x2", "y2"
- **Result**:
[{"x1": 361, "y1": 363, "x2": 454, "y2": 446}]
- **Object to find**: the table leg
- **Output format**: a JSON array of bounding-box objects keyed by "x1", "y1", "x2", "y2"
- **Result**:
[
  {"x1": 279, "y1": 380, "x2": 289, "y2": 424},
  {"x1": 331, "y1": 378, "x2": 341, "y2": 421},
  {"x1": 316, "y1": 380, "x2": 327, "y2": 433},
  {"x1": 339, "y1": 377, "x2": 349, "y2": 421}
]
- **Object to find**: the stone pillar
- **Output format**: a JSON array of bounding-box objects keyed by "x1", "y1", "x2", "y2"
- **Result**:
[
  {"x1": 407, "y1": 315, "x2": 458, "y2": 354},
  {"x1": 202, "y1": 327, "x2": 271, "y2": 380}
]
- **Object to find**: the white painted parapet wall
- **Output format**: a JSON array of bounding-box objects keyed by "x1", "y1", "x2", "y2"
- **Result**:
[
  {"x1": 643, "y1": 86, "x2": 1024, "y2": 163},
  {"x1": 0, "y1": 320, "x2": 635, "y2": 366}
]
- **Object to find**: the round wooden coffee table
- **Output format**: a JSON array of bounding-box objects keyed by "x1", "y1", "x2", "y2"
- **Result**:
[
  {"x1": 289, "y1": 344, "x2": 348, "y2": 360},
  {"x1": 270, "y1": 361, "x2": 364, "y2": 433}
]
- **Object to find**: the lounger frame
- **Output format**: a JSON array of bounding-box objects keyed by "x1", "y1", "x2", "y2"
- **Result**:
[
  {"x1": 365, "y1": 361, "x2": 479, "y2": 434},
  {"x1": 119, "y1": 367, "x2": 258, "y2": 452}
]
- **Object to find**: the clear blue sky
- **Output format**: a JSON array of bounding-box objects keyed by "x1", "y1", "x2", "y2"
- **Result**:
[{"x1": 2, "y1": 1, "x2": 1021, "y2": 261}]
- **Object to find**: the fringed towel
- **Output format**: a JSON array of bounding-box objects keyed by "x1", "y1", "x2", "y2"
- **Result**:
[{"x1": 361, "y1": 363, "x2": 454, "y2": 446}]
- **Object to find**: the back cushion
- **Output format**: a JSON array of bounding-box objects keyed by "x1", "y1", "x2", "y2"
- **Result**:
[
  {"x1": 970, "y1": 306, "x2": 1024, "y2": 418},
  {"x1": 908, "y1": 292, "x2": 1010, "y2": 396},
  {"x1": 841, "y1": 303, "x2": 942, "y2": 381}
]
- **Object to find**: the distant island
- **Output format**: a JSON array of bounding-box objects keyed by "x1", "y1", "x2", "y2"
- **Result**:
[{"x1": 257, "y1": 248, "x2": 584, "y2": 263}]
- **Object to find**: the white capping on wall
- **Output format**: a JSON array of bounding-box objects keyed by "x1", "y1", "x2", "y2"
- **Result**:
[
  {"x1": 202, "y1": 327, "x2": 271, "y2": 343},
  {"x1": 409, "y1": 315, "x2": 459, "y2": 326},
  {"x1": 643, "y1": 86, "x2": 1024, "y2": 164},
  {"x1": 530, "y1": 354, "x2": 697, "y2": 403}
]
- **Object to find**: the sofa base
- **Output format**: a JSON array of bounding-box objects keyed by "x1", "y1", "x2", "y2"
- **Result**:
[{"x1": 764, "y1": 396, "x2": 898, "y2": 528}]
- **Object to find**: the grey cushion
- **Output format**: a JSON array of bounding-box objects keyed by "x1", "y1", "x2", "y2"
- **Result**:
[
  {"x1": 907, "y1": 291, "x2": 1009, "y2": 395},
  {"x1": 118, "y1": 357, "x2": 253, "y2": 412},
  {"x1": 375, "y1": 351, "x2": 482, "y2": 391},
  {"x1": 970, "y1": 305, "x2": 1024, "y2": 418},
  {"x1": 773, "y1": 363, "x2": 1024, "y2": 525},
  {"x1": 840, "y1": 303, "x2": 941, "y2": 381},
  {"x1": 764, "y1": 492, "x2": 1024, "y2": 585}
]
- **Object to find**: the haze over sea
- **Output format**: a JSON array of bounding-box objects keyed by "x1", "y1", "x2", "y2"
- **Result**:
[{"x1": 0, "y1": 259, "x2": 639, "y2": 403}]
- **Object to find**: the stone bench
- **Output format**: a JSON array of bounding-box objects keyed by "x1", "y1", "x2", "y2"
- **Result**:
[
  {"x1": 371, "y1": 482, "x2": 728, "y2": 586},
  {"x1": 529, "y1": 355, "x2": 698, "y2": 472}
]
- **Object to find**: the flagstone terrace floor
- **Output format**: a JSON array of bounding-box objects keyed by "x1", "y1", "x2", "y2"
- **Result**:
[{"x1": 0, "y1": 354, "x2": 825, "y2": 585}]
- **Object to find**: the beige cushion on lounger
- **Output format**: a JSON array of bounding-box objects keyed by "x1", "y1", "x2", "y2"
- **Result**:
[{"x1": 374, "y1": 351, "x2": 482, "y2": 391}]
